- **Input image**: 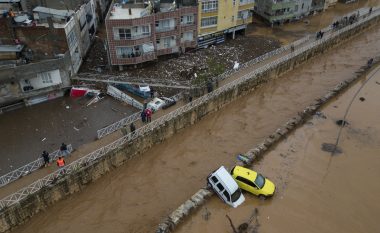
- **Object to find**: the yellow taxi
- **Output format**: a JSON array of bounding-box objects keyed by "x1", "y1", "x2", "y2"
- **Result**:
[{"x1": 230, "y1": 166, "x2": 276, "y2": 198}]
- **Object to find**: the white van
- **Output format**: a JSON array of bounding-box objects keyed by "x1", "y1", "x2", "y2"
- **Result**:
[{"x1": 207, "y1": 166, "x2": 245, "y2": 208}]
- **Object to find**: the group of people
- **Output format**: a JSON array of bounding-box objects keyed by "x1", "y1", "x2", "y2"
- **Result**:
[
  {"x1": 41, "y1": 143, "x2": 70, "y2": 168},
  {"x1": 141, "y1": 107, "x2": 153, "y2": 123}
]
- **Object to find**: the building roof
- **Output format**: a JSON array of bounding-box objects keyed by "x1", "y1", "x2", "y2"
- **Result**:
[
  {"x1": 109, "y1": 6, "x2": 147, "y2": 20},
  {"x1": 0, "y1": 45, "x2": 24, "y2": 53},
  {"x1": 0, "y1": 0, "x2": 21, "y2": 2},
  {"x1": 33, "y1": 6, "x2": 74, "y2": 18}
]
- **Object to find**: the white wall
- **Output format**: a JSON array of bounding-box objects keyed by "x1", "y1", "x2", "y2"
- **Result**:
[{"x1": 20, "y1": 69, "x2": 62, "y2": 91}]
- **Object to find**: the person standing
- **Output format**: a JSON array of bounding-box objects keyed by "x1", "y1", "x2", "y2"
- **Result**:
[
  {"x1": 141, "y1": 110, "x2": 146, "y2": 123},
  {"x1": 60, "y1": 143, "x2": 69, "y2": 157},
  {"x1": 130, "y1": 122, "x2": 136, "y2": 133},
  {"x1": 150, "y1": 88, "x2": 154, "y2": 98},
  {"x1": 41, "y1": 151, "x2": 50, "y2": 167},
  {"x1": 145, "y1": 108, "x2": 152, "y2": 122},
  {"x1": 56, "y1": 157, "x2": 65, "y2": 168}
]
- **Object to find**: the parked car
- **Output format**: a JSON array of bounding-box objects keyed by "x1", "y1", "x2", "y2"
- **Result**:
[
  {"x1": 147, "y1": 97, "x2": 166, "y2": 112},
  {"x1": 207, "y1": 166, "x2": 245, "y2": 208},
  {"x1": 115, "y1": 84, "x2": 150, "y2": 99},
  {"x1": 161, "y1": 97, "x2": 177, "y2": 109},
  {"x1": 230, "y1": 166, "x2": 275, "y2": 198}
]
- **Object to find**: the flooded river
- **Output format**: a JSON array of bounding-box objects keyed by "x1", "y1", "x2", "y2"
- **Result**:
[
  {"x1": 176, "y1": 62, "x2": 380, "y2": 233},
  {"x1": 10, "y1": 13, "x2": 380, "y2": 233}
]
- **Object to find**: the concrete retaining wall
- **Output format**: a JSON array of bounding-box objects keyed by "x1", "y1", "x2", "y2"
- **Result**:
[{"x1": 0, "y1": 13, "x2": 379, "y2": 233}]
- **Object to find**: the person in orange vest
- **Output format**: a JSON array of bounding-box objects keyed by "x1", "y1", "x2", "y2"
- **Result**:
[{"x1": 56, "y1": 156, "x2": 65, "y2": 168}]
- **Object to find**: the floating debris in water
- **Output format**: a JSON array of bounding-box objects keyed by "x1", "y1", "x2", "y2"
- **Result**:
[
  {"x1": 321, "y1": 143, "x2": 342, "y2": 154},
  {"x1": 315, "y1": 111, "x2": 327, "y2": 119},
  {"x1": 336, "y1": 120, "x2": 349, "y2": 126}
]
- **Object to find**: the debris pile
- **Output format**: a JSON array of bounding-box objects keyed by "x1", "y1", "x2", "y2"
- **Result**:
[{"x1": 80, "y1": 35, "x2": 281, "y2": 84}]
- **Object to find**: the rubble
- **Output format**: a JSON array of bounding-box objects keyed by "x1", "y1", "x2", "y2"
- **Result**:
[{"x1": 79, "y1": 34, "x2": 281, "y2": 85}]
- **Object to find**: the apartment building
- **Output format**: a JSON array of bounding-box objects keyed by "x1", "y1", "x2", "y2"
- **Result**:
[
  {"x1": 254, "y1": 0, "x2": 313, "y2": 26},
  {"x1": 197, "y1": 0, "x2": 255, "y2": 47},
  {"x1": 105, "y1": 0, "x2": 198, "y2": 68}
]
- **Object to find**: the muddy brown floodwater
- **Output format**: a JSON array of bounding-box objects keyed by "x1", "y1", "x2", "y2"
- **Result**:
[
  {"x1": 176, "y1": 62, "x2": 380, "y2": 233},
  {"x1": 10, "y1": 20, "x2": 380, "y2": 233}
]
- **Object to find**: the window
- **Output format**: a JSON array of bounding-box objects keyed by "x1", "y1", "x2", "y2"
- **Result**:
[
  {"x1": 236, "y1": 176, "x2": 256, "y2": 188},
  {"x1": 201, "y1": 17, "x2": 217, "y2": 28},
  {"x1": 156, "y1": 19, "x2": 174, "y2": 32},
  {"x1": 162, "y1": 37, "x2": 171, "y2": 48},
  {"x1": 41, "y1": 72, "x2": 53, "y2": 84},
  {"x1": 216, "y1": 183, "x2": 224, "y2": 192},
  {"x1": 181, "y1": 31, "x2": 193, "y2": 42},
  {"x1": 141, "y1": 26, "x2": 150, "y2": 35},
  {"x1": 181, "y1": 15, "x2": 194, "y2": 25},
  {"x1": 238, "y1": 10, "x2": 250, "y2": 20},
  {"x1": 223, "y1": 191, "x2": 231, "y2": 202},
  {"x1": 202, "y1": 0, "x2": 218, "y2": 12},
  {"x1": 67, "y1": 30, "x2": 77, "y2": 49},
  {"x1": 231, "y1": 189, "x2": 242, "y2": 202},
  {"x1": 254, "y1": 174, "x2": 266, "y2": 189},
  {"x1": 162, "y1": 19, "x2": 170, "y2": 28},
  {"x1": 232, "y1": 16, "x2": 234, "y2": 22},
  {"x1": 211, "y1": 176, "x2": 218, "y2": 183},
  {"x1": 233, "y1": 0, "x2": 236, "y2": 6},
  {"x1": 116, "y1": 46, "x2": 134, "y2": 58},
  {"x1": 118, "y1": 28, "x2": 131, "y2": 40}
]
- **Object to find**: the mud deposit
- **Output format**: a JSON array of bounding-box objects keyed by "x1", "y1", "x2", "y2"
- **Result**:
[
  {"x1": 176, "y1": 65, "x2": 380, "y2": 233},
  {"x1": 0, "y1": 96, "x2": 137, "y2": 175},
  {"x1": 10, "y1": 16, "x2": 380, "y2": 233}
]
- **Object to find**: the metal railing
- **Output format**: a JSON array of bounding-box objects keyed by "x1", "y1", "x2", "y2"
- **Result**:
[
  {"x1": 96, "y1": 92, "x2": 184, "y2": 139},
  {"x1": 0, "y1": 145, "x2": 73, "y2": 188},
  {"x1": 0, "y1": 8, "x2": 378, "y2": 211}
]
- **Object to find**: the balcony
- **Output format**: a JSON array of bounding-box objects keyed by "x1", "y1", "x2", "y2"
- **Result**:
[
  {"x1": 156, "y1": 47, "x2": 179, "y2": 56},
  {"x1": 269, "y1": 13, "x2": 295, "y2": 22},
  {"x1": 116, "y1": 52, "x2": 156, "y2": 65},
  {"x1": 156, "y1": 26, "x2": 175, "y2": 33},
  {"x1": 180, "y1": 40, "x2": 196, "y2": 48},
  {"x1": 271, "y1": 1, "x2": 296, "y2": 10}
]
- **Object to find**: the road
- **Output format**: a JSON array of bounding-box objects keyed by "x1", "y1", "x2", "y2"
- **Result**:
[{"x1": 10, "y1": 18, "x2": 380, "y2": 233}]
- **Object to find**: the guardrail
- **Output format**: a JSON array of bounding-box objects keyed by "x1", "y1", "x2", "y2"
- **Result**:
[
  {"x1": 96, "y1": 92, "x2": 184, "y2": 139},
  {"x1": 0, "y1": 8, "x2": 378, "y2": 211},
  {"x1": 0, "y1": 145, "x2": 73, "y2": 188}
]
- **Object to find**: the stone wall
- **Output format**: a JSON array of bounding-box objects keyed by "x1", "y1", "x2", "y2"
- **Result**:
[{"x1": 0, "y1": 12, "x2": 379, "y2": 233}]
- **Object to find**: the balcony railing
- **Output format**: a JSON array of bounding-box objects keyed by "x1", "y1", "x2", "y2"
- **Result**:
[
  {"x1": 118, "y1": 52, "x2": 156, "y2": 64},
  {"x1": 156, "y1": 26, "x2": 175, "y2": 32},
  {"x1": 239, "y1": 0, "x2": 254, "y2": 5},
  {"x1": 202, "y1": 8, "x2": 218, "y2": 13}
]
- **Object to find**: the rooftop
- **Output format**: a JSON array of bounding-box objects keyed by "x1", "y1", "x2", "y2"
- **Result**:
[
  {"x1": 33, "y1": 6, "x2": 74, "y2": 18},
  {"x1": 109, "y1": 6, "x2": 148, "y2": 20}
]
